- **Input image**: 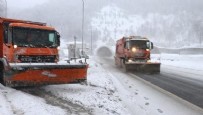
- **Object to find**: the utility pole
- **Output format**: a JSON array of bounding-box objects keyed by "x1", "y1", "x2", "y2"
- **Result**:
[
  {"x1": 91, "y1": 26, "x2": 93, "y2": 55},
  {"x1": 74, "y1": 36, "x2": 77, "y2": 62},
  {"x1": 114, "y1": 28, "x2": 117, "y2": 40},
  {"x1": 4, "y1": 0, "x2": 7, "y2": 17},
  {"x1": 81, "y1": 0, "x2": 85, "y2": 56}
]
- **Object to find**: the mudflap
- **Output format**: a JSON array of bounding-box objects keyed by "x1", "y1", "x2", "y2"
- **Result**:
[
  {"x1": 125, "y1": 62, "x2": 161, "y2": 74},
  {"x1": 3, "y1": 63, "x2": 88, "y2": 87}
]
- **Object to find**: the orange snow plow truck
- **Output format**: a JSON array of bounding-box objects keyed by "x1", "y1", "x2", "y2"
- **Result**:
[
  {"x1": 115, "y1": 36, "x2": 160, "y2": 73},
  {"x1": 0, "y1": 17, "x2": 88, "y2": 87}
]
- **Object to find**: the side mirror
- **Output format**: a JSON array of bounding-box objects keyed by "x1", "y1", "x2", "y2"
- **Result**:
[
  {"x1": 124, "y1": 43, "x2": 126, "y2": 48},
  {"x1": 151, "y1": 42, "x2": 153, "y2": 49},
  {"x1": 124, "y1": 42, "x2": 130, "y2": 50},
  {"x1": 56, "y1": 32, "x2": 60, "y2": 46},
  {"x1": 3, "y1": 30, "x2": 8, "y2": 44}
]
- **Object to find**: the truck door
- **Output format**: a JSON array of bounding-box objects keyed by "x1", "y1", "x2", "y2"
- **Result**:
[{"x1": 3, "y1": 23, "x2": 13, "y2": 62}]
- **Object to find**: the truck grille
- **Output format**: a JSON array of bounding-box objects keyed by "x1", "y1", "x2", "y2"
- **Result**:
[
  {"x1": 134, "y1": 52, "x2": 145, "y2": 57},
  {"x1": 18, "y1": 55, "x2": 56, "y2": 63}
]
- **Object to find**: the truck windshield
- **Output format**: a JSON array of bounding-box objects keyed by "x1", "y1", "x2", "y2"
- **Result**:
[
  {"x1": 127, "y1": 40, "x2": 150, "y2": 49},
  {"x1": 12, "y1": 27, "x2": 57, "y2": 48}
]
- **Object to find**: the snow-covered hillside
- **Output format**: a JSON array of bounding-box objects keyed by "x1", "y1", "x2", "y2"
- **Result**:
[
  {"x1": 91, "y1": 5, "x2": 203, "y2": 49},
  {"x1": 5, "y1": 0, "x2": 203, "y2": 49}
]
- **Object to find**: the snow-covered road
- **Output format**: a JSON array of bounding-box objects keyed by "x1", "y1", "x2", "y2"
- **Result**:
[
  {"x1": 95, "y1": 57, "x2": 203, "y2": 115},
  {"x1": 0, "y1": 54, "x2": 203, "y2": 115},
  {"x1": 0, "y1": 85, "x2": 67, "y2": 115}
]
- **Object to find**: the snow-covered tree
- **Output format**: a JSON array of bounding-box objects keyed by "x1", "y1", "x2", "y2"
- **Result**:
[
  {"x1": 0, "y1": 0, "x2": 5, "y2": 17},
  {"x1": 8, "y1": 0, "x2": 203, "y2": 48}
]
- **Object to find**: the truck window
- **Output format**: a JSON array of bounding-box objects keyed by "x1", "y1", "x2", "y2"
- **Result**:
[
  {"x1": 116, "y1": 45, "x2": 118, "y2": 52},
  {"x1": 3, "y1": 30, "x2": 8, "y2": 43},
  {"x1": 129, "y1": 40, "x2": 149, "y2": 49},
  {"x1": 49, "y1": 33, "x2": 55, "y2": 43},
  {"x1": 125, "y1": 41, "x2": 130, "y2": 49},
  {"x1": 12, "y1": 27, "x2": 57, "y2": 47},
  {"x1": 8, "y1": 28, "x2": 12, "y2": 44},
  {"x1": 3, "y1": 24, "x2": 9, "y2": 44},
  {"x1": 146, "y1": 42, "x2": 150, "y2": 48},
  {"x1": 13, "y1": 28, "x2": 28, "y2": 45}
]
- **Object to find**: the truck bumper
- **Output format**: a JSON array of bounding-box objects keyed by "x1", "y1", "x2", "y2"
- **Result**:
[
  {"x1": 3, "y1": 63, "x2": 88, "y2": 87},
  {"x1": 125, "y1": 62, "x2": 161, "y2": 73}
]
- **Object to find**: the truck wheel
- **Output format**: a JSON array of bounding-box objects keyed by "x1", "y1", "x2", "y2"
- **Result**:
[
  {"x1": 0, "y1": 78, "x2": 3, "y2": 85},
  {"x1": 123, "y1": 59, "x2": 129, "y2": 72},
  {"x1": 118, "y1": 59, "x2": 122, "y2": 68},
  {"x1": 120, "y1": 59, "x2": 127, "y2": 72},
  {"x1": 0, "y1": 70, "x2": 4, "y2": 85},
  {"x1": 123, "y1": 63, "x2": 128, "y2": 72},
  {"x1": 80, "y1": 80, "x2": 87, "y2": 85},
  {"x1": 121, "y1": 59, "x2": 124, "y2": 68},
  {"x1": 0, "y1": 61, "x2": 5, "y2": 85}
]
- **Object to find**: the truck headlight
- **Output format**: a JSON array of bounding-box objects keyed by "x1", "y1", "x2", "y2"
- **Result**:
[
  {"x1": 146, "y1": 49, "x2": 150, "y2": 51},
  {"x1": 128, "y1": 59, "x2": 133, "y2": 62},
  {"x1": 57, "y1": 46, "x2": 60, "y2": 50},
  {"x1": 14, "y1": 45, "x2": 18, "y2": 49},
  {"x1": 132, "y1": 47, "x2": 136, "y2": 52}
]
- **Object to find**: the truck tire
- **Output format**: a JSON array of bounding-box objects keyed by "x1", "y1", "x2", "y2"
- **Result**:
[
  {"x1": 121, "y1": 59, "x2": 124, "y2": 68},
  {"x1": 120, "y1": 59, "x2": 127, "y2": 72},
  {"x1": 0, "y1": 70, "x2": 4, "y2": 85},
  {"x1": 123, "y1": 63, "x2": 128, "y2": 72},
  {"x1": 80, "y1": 80, "x2": 87, "y2": 85},
  {"x1": 117, "y1": 58, "x2": 121, "y2": 68},
  {"x1": 0, "y1": 62, "x2": 5, "y2": 85}
]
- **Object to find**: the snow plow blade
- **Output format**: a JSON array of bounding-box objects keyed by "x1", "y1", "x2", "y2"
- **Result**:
[
  {"x1": 124, "y1": 62, "x2": 160, "y2": 73},
  {"x1": 3, "y1": 63, "x2": 88, "y2": 87}
]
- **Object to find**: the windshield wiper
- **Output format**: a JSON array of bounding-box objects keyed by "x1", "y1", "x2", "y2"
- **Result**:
[
  {"x1": 21, "y1": 44, "x2": 29, "y2": 47},
  {"x1": 28, "y1": 44, "x2": 36, "y2": 47}
]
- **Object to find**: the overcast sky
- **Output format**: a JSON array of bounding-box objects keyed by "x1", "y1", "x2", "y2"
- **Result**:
[{"x1": 7, "y1": 0, "x2": 48, "y2": 9}]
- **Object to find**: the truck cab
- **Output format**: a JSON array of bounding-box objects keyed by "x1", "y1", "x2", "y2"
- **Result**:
[
  {"x1": 115, "y1": 36, "x2": 160, "y2": 73},
  {"x1": 0, "y1": 17, "x2": 88, "y2": 87},
  {"x1": 2, "y1": 20, "x2": 60, "y2": 63},
  {"x1": 123, "y1": 36, "x2": 153, "y2": 62}
]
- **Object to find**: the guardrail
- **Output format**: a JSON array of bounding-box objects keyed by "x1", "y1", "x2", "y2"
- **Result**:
[{"x1": 151, "y1": 47, "x2": 203, "y2": 55}]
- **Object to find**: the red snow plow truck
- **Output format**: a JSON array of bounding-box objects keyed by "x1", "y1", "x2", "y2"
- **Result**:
[
  {"x1": 115, "y1": 36, "x2": 160, "y2": 73},
  {"x1": 0, "y1": 17, "x2": 88, "y2": 87}
]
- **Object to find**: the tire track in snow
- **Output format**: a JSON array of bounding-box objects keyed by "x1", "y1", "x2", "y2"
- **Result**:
[
  {"x1": 2, "y1": 89, "x2": 25, "y2": 115},
  {"x1": 162, "y1": 64, "x2": 203, "y2": 77},
  {"x1": 132, "y1": 72, "x2": 203, "y2": 113},
  {"x1": 95, "y1": 57, "x2": 162, "y2": 115},
  {"x1": 19, "y1": 87, "x2": 92, "y2": 115}
]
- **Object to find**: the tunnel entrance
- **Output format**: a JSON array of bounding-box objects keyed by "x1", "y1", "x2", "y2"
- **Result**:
[{"x1": 96, "y1": 46, "x2": 113, "y2": 57}]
